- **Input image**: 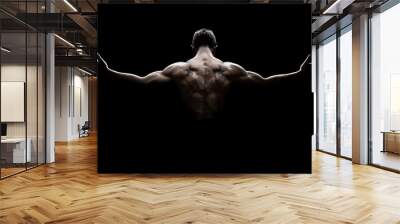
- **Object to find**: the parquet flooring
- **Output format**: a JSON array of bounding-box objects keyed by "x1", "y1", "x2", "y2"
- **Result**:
[{"x1": 1, "y1": 135, "x2": 400, "y2": 223}]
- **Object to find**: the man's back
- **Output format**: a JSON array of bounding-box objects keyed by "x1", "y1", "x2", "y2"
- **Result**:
[{"x1": 164, "y1": 54, "x2": 240, "y2": 119}]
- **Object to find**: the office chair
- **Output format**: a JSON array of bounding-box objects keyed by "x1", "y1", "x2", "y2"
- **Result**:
[{"x1": 79, "y1": 121, "x2": 90, "y2": 138}]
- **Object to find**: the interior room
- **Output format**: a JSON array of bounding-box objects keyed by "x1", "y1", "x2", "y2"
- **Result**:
[
  {"x1": 0, "y1": 22, "x2": 46, "y2": 178},
  {"x1": 1, "y1": 0, "x2": 400, "y2": 223}
]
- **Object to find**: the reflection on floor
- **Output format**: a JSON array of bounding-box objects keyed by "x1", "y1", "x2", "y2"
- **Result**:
[
  {"x1": 0, "y1": 162, "x2": 41, "y2": 178},
  {"x1": 0, "y1": 167, "x2": 25, "y2": 178},
  {"x1": 341, "y1": 147, "x2": 352, "y2": 158},
  {"x1": 1, "y1": 136, "x2": 400, "y2": 223},
  {"x1": 373, "y1": 150, "x2": 400, "y2": 171}
]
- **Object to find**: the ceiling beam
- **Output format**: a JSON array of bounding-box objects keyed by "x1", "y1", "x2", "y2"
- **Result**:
[
  {"x1": 67, "y1": 13, "x2": 97, "y2": 46},
  {"x1": 55, "y1": 55, "x2": 96, "y2": 72}
]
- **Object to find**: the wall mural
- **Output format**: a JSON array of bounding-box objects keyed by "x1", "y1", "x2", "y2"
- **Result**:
[{"x1": 97, "y1": 4, "x2": 312, "y2": 173}]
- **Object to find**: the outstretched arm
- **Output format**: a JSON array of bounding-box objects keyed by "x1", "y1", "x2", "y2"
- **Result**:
[
  {"x1": 245, "y1": 55, "x2": 310, "y2": 82},
  {"x1": 97, "y1": 53, "x2": 169, "y2": 83}
]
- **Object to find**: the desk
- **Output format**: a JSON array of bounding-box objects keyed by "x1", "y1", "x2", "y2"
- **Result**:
[
  {"x1": 382, "y1": 131, "x2": 400, "y2": 154},
  {"x1": 1, "y1": 138, "x2": 31, "y2": 163}
]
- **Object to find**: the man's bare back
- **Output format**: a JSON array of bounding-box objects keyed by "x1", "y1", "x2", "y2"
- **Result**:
[
  {"x1": 97, "y1": 29, "x2": 310, "y2": 120},
  {"x1": 160, "y1": 48, "x2": 249, "y2": 119}
]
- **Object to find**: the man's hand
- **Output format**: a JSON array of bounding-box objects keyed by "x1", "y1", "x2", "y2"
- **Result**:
[{"x1": 299, "y1": 54, "x2": 311, "y2": 72}]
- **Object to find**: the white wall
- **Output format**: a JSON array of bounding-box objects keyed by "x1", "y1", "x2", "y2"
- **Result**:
[
  {"x1": 1, "y1": 65, "x2": 27, "y2": 140},
  {"x1": 55, "y1": 66, "x2": 70, "y2": 141},
  {"x1": 72, "y1": 73, "x2": 89, "y2": 138},
  {"x1": 1, "y1": 63, "x2": 46, "y2": 164},
  {"x1": 1, "y1": 65, "x2": 40, "y2": 138},
  {"x1": 55, "y1": 66, "x2": 89, "y2": 141}
]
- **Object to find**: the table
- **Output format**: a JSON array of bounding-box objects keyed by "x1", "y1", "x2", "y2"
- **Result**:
[
  {"x1": 1, "y1": 138, "x2": 31, "y2": 164},
  {"x1": 382, "y1": 131, "x2": 400, "y2": 154}
]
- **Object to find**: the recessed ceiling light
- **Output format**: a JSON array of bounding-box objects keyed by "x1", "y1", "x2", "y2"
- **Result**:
[
  {"x1": 322, "y1": 0, "x2": 354, "y2": 15},
  {"x1": 54, "y1": 34, "x2": 75, "y2": 48},
  {"x1": 63, "y1": 0, "x2": 78, "y2": 12},
  {"x1": 78, "y1": 67, "x2": 92, "y2": 76}
]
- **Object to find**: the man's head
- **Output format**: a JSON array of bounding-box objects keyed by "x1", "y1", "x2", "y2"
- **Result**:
[{"x1": 191, "y1": 28, "x2": 218, "y2": 53}]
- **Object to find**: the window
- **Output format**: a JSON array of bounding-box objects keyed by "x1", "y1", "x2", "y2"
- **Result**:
[
  {"x1": 339, "y1": 27, "x2": 352, "y2": 158},
  {"x1": 370, "y1": 2, "x2": 400, "y2": 171},
  {"x1": 317, "y1": 35, "x2": 337, "y2": 154}
]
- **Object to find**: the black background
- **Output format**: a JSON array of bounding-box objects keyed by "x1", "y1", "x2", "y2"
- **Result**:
[{"x1": 98, "y1": 4, "x2": 312, "y2": 173}]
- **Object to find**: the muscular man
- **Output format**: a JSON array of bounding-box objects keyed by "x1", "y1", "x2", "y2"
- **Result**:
[{"x1": 98, "y1": 28, "x2": 310, "y2": 120}]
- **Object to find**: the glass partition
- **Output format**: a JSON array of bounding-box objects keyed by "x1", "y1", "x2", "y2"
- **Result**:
[
  {"x1": 38, "y1": 32, "x2": 45, "y2": 165},
  {"x1": 27, "y1": 30, "x2": 38, "y2": 169},
  {"x1": 1, "y1": 31, "x2": 28, "y2": 177},
  {"x1": 0, "y1": 1, "x2": 46, "y2": 179}
]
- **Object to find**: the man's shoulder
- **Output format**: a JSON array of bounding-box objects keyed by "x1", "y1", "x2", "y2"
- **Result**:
[
  {"x1": 163, "y1": 62, "x2": 189, "y2": 76},
  {"x1": 169, "y1": 62, "x2": 190, "y2": 68},
  {"x1": 222, "y1": 62, "x2": 242, "y2": 68},
  {"x1": 221, "y1": 62, "x2": 247, "y2": 77}
]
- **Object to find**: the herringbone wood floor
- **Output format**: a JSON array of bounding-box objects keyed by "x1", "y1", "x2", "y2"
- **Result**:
[{"x1": 1, "y1": 135, "x2": 400, "y2": 224}]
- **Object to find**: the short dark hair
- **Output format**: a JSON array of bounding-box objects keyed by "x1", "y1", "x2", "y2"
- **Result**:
[{"x1": 191, "y1": 28, "x2": 217, "y2": 52}]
